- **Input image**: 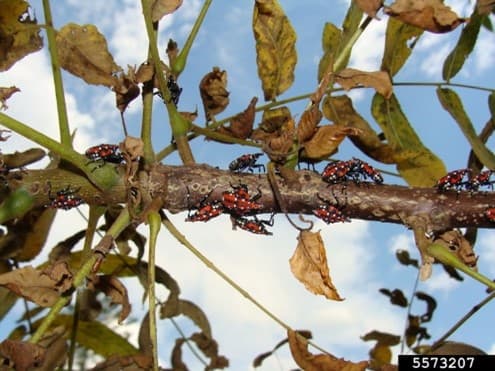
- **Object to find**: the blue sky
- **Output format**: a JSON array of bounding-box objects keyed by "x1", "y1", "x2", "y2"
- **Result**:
[{"x1": 1, "y1": 0, "x2": 495, "y2": 369}]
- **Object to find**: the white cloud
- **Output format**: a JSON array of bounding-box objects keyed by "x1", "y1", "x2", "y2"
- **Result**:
[
  {"x1": 476, "y1": 231, "x2": 495, "y2": 277},
  {"x1": 423, "y1": 268, "x2": 461, "y2": 293},
  {"x1": 349, "y1": 20, "x2": 386, "y2": 71},
  {"x1": 419, "y1": 43, "x2": 452, "y2": 78},
  {"x1": 473, "y1": 31, "x2": 495, "y2": 74},
  {"x1": 388, "y1": 232, "x2": 415, "y2": 255}
]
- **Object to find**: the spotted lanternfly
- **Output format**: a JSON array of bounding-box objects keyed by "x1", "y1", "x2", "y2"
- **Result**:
[
  {"x1": 167, "y1": 75, "x2": 182, "y2": 106},
  {"x1": 486, "y1": 207, "x2": 495, "y2": 222},
  {"x1": 48, "y1": 186, "x2": 84, "y2": 210},
  {"x1": 435, "y1": 168, "x2": 472, "y2": 192},
  {"x1": 231, "y1": 214, "x2": 274, "y2": 235},
  {"x1": 222, "y1": 183, "x2": 263, "y2": 215},
  {"x1": 469, "y1": 170, "x2": 494, "y2": 191},
  {"x1": 85, "y1": 144, "x2": 124, "y2": 164},
  {"x1": 229, "y1": 153, "x2": 265, "y2": 173},
  {"x1": 185, "y1": 189, "x2": 224, "y2": 222},
  {"x1": 349, "y1": 158, "x2": 384, "y2": 184},
  {"x1": 321, "y1": 160, "x2": 353, "y2": 183},
  {"x1": 312, "y1": 193, "x2": 350, "y2": 224}
]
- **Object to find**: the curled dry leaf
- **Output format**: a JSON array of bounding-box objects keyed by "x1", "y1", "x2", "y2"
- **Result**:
[
  {"x1": 297, "y1": 105, "x2": 323, "y2": 143},
  {"x1": 90, "y1": 354, "x2": 152, "y2": 371},
  {"x1": 56, "y1": 23, "x2": 122, "y2": 87},
  {"x1": 265, "y1": 129, "x2": 295, "y2": 163},
  {"x1": 384, "y1": 0, "x2": 466, "y2": 33},
  {"x1": 134, "y1": 62, "x2": 154, "y2": 84},
  {"x1": 405, "y1": 314, "x2": 431, "y2": 347},
  {"x1": 216, "y1": 97, "x2": 258, "y2": 140},
  {"x1": 301, "y1": 125, "x2": 361, "y2": 161},
  {"x1": 355, "y1": 0, "x2": 384, "y2": 18},
  {"x1": 253, "y1": 0, "x2": 297, "y2": 101},
  {"x1": 0, "y1": 339, "x2": 45, "y2": 371},
  {"x1": 289, "y1": 230, "x2": 343, "y2": 301},
  {"x1": 151, "y1": 0, "x2": 183, "y2": 22},
  {"x1": 335, "y1": 68, "x2": 393, "y2": 98},
  {"x1": 0, "y1": 264, "x2": 72, "y2": 307},
  {"x1": 0, "y1": 0, "x2": 43, "y2": 72},
  {"x1": 199, "y1": 67, "x2": 230, "y2": 120},
  {"x1": 0, "y1": 86, "x2": 20, "y2": 109},
  {"x1": 434, "y1": 230, "x2": 478, "y2": 269},
  {"x1": 87, "y1": 274, "x2": 131, "y2": 323},
  {"x1": 477, "y1": 0, "x2": 495, "y2": 15},
  {"x1": 115, "y1": 69, "x2": 141, "y2": 113},
  {"x1": 379, "y1": 288, "x2": 408, "y2": 307},
  {"x1": 287, "y1": 329, "x2": 368, "y2": 371},
  {"x1": 166, "y1": 39, "x2": 179, "y2": 66},
  {"x1": 415, "y1": 291, "x2": 437, "y2": 322},
  {"x1": 190, "y1": 332, "x2": 229, "y2": 369}
]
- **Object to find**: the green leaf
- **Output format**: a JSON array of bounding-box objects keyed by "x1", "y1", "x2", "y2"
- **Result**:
[
  {"x1": 443, "y1": 11, "x2": 483, "y2": 81},
  {"x1": 371, "y1": 93, "x2": 446, "y2": 186},
  {"x1": 381, "y1": 17, "x2": 423, "y2": 76},
  {"x1": 437, "y1": 88, "x2": 495, "y2": 169},
  {"x1": 253, "y1": 0, "x2": 297, "y2": 101}
]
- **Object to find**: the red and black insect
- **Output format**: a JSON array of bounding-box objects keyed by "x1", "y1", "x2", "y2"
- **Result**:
[
  {"x1": 231, "y1": 214, "x2": 274, "y2": 235},
  {"x1": 48, "y1": 186, "x2": 84, "y2": 210},
  {"x1": 321, "y1": 160, "x2": 353, "y2": 183},
  {"x1": 167, "y1": 75, "x2": 182, "y2": 107},
  {"x1": 85, "y1": 144, "x2": 124, "y2": 164},
  {"x1": 185, "y1": 189, "x2": 224, "y2": 222},
  {"x1": 312, "y1": 194, "x2": 350, "y2": 224},
  {"x1": 229, "y1": 153, "x2": 265, "y2": 173},
  {"x1": 435, "y1": 168, "x2": 472, "y2": 192},
  {"x1": 468, "y1": 170, "x2": 494, "y2": 191},
  {"x1": 348, "y1": 158, "x2": 384, "y2": 184},
  {"x1": 486, "y1": 207, "x2": 495, "y2": 222},
  {"x1": 222, "y1": 183, "x2": 263, "y2": 215}
]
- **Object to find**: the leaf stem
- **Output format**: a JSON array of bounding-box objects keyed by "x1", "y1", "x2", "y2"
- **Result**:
[
  {"x1": 42, "y1": 0, "x2": 71, "y2": 146},
  {"x1": 147, "y1": 212, "x2": 161, "y2": 371}
]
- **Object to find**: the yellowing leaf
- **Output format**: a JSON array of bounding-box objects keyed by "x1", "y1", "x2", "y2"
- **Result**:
[
  {"x1": 381, "y1": 17, "x2": 423, "y2": 76},
  {"x1": 371, "y1": 93, "x2": 446, "y2": 186},
  {"x1": 0, "y1": 0, "x2": 43, "y2": 71},
  {"x1": 289, "y1": 230, "x2": 343, "y2": 301},
  {"x1": 151, "y1": 0, "x2": 183, "y2": 22},
  {"x1": 335, "y1": 68, "x2": 393, "y2": 98},
  {"x1": 384, "y1": 0, "x2": 466, "y2": 33},
  {"x1": 253, "y1": 0, "x2": 297, "y2": 101},
  {"x1": 56, "y1": 23, "x2": 122, "y2": 87}
]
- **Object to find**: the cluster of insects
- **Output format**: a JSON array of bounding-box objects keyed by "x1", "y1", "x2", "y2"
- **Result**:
[
  {"x1": 186, "y1": 182, "x2": 273, "y2": 235},
  {"x1": 435, "y1": 168, "x2": 495, "y2": 224},
  {"x1": 321, "y1": 157, "x2": 384, "y2": 184}
]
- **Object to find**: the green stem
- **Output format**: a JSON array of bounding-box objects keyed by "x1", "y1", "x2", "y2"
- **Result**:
[
  {"x1": 172, "y1": 0, "x2": 213, "y2": 75},
  {"x1": 147, "y1": 212, "x2": 161, "y2": 371},
  {"x1": 42, "y1": 0, "x2": 71, "y2": 146},
  {"x1": 141, "y1": 76, "x2": 156, "y2": 165},
  {"x1": 29, "y1": 209, "x2": 131, "y2": 343}
]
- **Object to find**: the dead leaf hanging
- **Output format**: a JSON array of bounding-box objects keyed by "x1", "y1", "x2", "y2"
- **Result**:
[
  {"x1": 300, "y1": 125, "x2": 361, "y2": 161},
  {"x1": 87, "y1": 274, "x2": 131, "y2": 323},
  {"x1": 253, "y1": 0, "x2": 297, "y2": 101},
  {"x1": 289, "y1": 230, "x2": 343, "y2": 301},
  {"x1": 199, "y1": 67, "x2": 230, "y2": 120},
  {"x1": 0, "y1": 86, "x2": 20, "y2": 109},
  {"x1": 335, "y1": 68, "x2": 393, "y2": 99},
  {"x1": 56, "y1": 23, "x2": 122, "y2": 87},
  {"x1": 384, "y1": 0, "x2": 466, "y2": 33},
  {"x1": 216, "y1": 97, "x2": 258, "y2": 140},
  {"x1": 151, "y1": 0, "x2": 183, "y2": 22},
  {"x1": 355, "y1": 0, "x2": 384, "y2": 19}
]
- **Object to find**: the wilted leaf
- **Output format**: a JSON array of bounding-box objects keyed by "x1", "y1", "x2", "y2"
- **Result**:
[
  {"x1": 335, "y1": 68, "x2": 393, "y2": 98},
  {"x1": 371, "y1": 93, "x2": 446, "y2": 186},
  {"x1": 288, "y1": 329, "x2": 368, "y2": 371},
  {"x1": 90, "y1": 354, "x2": 153, "y2": 371},
  {"x1": 443, "y1": 11, "x2": 482, "y2": 81},
  {"x1": 437, "y1": 88, "x2": 495, "y2": 169},
  {"x1": 0, "y1": 262, "x2": 17, "y2": 321},
  {"x1": 199, "y1": 67, "x2": 229, "y2": 120},
  {"x1": 253, "y1": 330, "x2": 312, "y2": 368},
  {"x1": 478, "y1": 0, "x2": 495, "y2": 15},
  {"x1": 297, "y1": 105, "x2": 323, "y2": 143},
  {"x1": 384, "y1": 0, "x2": 466, "y2": 33},
  {"x1": 428, "y1": 341, "x2": 487, "y2": 355},
  {"x1": 216, "y1": 97, "x2": 258, "y2": 140},
  {"x1": 369, "y1": 343, "x2": 392, "y2": 370},
  {"x1": 433, "y1": 229, "x2": 478, "y2": 269},
  {"x1": 56, "y1": 23, "x2": 122, "y2": 88},
  {"x1": 0, "y1": 86, "x2": 20, "y2": 109},
  {"x1": 151, "y1": 0, "x2": 183, "y2": 22},
  {"x1": 289, "y1": 230, "x2": 343, "y2": 301},
  {"x1": 36, "y1": 326, "x2": 68, "y2": 371},
  {"x1": 115, "y1": 68, "x2": 141, "y2": 113},
  {"x1": 415, "y1": 291, "x2": 437, "y2": 322},
  {"x1": 379, "y1": 288, "x2": 408, "y2": 307},
  {"x1": 190, "y1": 332, "x2": 229, "y2": 370},
  {"x1": 0, "y1": 0, "x2": 43, "y2": 71},
  {"x1": 0, "y1": 264, "x2": 72, "y2": 307},
  {"x1": 361, "y1": 331, "x2": 401, "y2": 346},
  {"x1": 87, "y1": 275, "x2": 131, "y2": 323},
  {"x1": 301, "y1": 125, "x2": 361, "y2": 161},
  {"x1": 405, "y1": 315, "x2": 431, "y2": 347},
  {"x1": 253, "y1": 0, "x2": 297, "y2": 101},
  {"x1": 134, "y1": 62, "x2": 154, "y2": 84},
  {"x1": 395, "y1": 249, "x2": 419, "y2": 268},
  {"x1": 160, "y1": 299, "x2": 212, "y2": 338},
  {"x1": 355, "y1": 0, "x2": 383, "y2": 18},
  {"x1": 0, "y1": 339, "x2": 45, "y2": 370},
  {"x1": 381, "y1": 17, "x2": 423, "y2": 76}
]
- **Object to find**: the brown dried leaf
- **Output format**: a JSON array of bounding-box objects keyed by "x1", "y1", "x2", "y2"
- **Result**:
[
  {"x1": 90, "y1": 354, "x2": 153, "y2": 371},
  {"x1": 87, "y1": 275, "x2": 131, "y2": 323},
  {"x1": 288, "y1": 330, "x2": 368, "y2": 371},
  {"x1": 355, "y1": 0, "x2": 384, "y2": 18},
  {"x1": 0, "y1": 0, "x2": 43, "y2": 71},
  {"x1": 289, "y1": 230, "x2": 343, "y2": 301},
  {"x1": 36, "y1": 327, "x2": 68, "y2": 370},
  {"x1": 369, "y1": 343, "x2": 392, "y2": 370},
  {"x1": 0, "y1": 86, "x2": 20, "y2": 109},
  {"x1": 297, "y1": 105, "x2": 323, "y2": 143},
  {"x1": 0, "y1": 264, "x2": 72, "y2": 307},
  {"x1": 395, "y1": 249, "x2": 419, "y2": 268},
  {"x1": 384, "y1": 0, "x2": 466, "y2": 33},
  {"x1": 335, "y1": 68, "x2": 393, "y2": 98},
  {"x1": 115, "y1": 68, "x2": 141, "y2": 113},
  {"x1": 379, "y1": 288, "x2": 408, "y2": 307},
  {"x1": 190, "y1": 332, "x2": 229, "y2": 370},
  {"x1": 0, "y1": 339, "x2": 45, "y2": 371},
  {"x1": 56, "y1": 23, "x2": 122, "y2": 87},
  {"x1": 434, "y1": 230, "x2": 478, "y2": 269},
  {"x1": 361, "y1": 331, "x2": 401, "y2": 346},
  {"x1": 405, "y1": 315, "x2": 431, "y2": 347},
  {"x1": 415, "y1": 291, "x2": 437, "y2": 322},
  {"x1": 253, "y1": 331, "x2": 312, "y2": 368},
  {"x1": 265, "y1": 129, "x2": 295, "y2": 162},
  {"x1": 301, "y1": 125, "x2": 361, "y2": 161},
  {"x1": 199, "y1": 67, "x2": 229, "y2": 120},
  {"x1": 134, "y1": 62, "x2": 154, "y2": 84},
  {"x1": 477, "y1": 0, "x2": 495, "y2": 15},
  {"x1": 151, "y1": 0, "x2": 183, "y2": 22},
  {"x1": 217, "y1": 97, "x2": 258, "y2": 140},
  {"x1": 166, "y1": 39, "x2": 179, "y2": 66}
]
